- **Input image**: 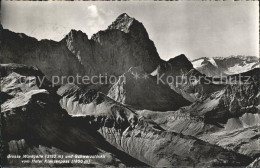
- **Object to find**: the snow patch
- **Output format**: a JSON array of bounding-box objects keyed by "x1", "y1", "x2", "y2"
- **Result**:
[
  {"x1": 208, "y1": 58, "x2": 218, "y2": 67},
  {"x1": 192, "y1": 59, "x2": 204, "y2": 68},
  {"x1": 150, "y1": 66, "x2": 160, "y2": 76},
  {"x1": 224, "y1": 62, "x2": 257, "y2": 75},
  {"x1": 225, "y1": 113, "x2": 260, "y2": 131}
]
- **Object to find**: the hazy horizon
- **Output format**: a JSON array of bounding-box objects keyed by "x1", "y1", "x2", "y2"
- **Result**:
[{"x1": 1, "y1": 1, "x2": 259, "y2": 60}]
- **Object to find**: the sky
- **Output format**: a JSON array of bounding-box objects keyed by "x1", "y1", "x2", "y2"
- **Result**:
[{"x1": 1, "y1": 1, "x2": 259, "y2": 61}]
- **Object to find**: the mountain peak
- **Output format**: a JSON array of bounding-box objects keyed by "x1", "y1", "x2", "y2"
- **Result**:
[
  {"x1": 66, "y1": 29, "x2": 88, "y2": 39},
  {"x1": 168, "y1": 54, "x2": 192, "y2": 66},
  {"x1": 63, "y1": 29, "x2": 89, "y2": 47},
  {"x1": 108, "y1": 13, "x2": 137, "y2": 33},
  {"x1": 117, "y1": 13, "x2": 132, "y2": 20},
  {"x1": 165, "y1": 54, "x2": 194, "y2": 71},
  {"x1": 168, "y1": 54, "x2": 188, "y2": 62}
]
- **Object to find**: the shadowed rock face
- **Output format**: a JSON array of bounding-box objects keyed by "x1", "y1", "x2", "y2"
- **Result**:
[
  {"x1": 157, "y1": 54, "x2": 194, "y2": 76},
  {"x1": 1, "y1": 30, "x2": 85, "y2": 80},
  {"x1": 1, "y1": 13, "x2": 162, "y2": 80},
  {"x1": 107, "y1": 67, "x2": 191, "y2": 111},
  {"x1": 64, "y1": 13, "x2": 162, "y2": 76}
]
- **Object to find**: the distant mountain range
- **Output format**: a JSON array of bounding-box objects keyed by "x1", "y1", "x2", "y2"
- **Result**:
[{"x1": 192, "y1": 56, "x2": 259, "y2": 77}]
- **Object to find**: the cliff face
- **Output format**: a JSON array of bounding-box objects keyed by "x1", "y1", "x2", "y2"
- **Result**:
[
  {"x1": 62, "y1": 13, "x2": 162, "y2": 76},
  {"x1": 107, "y1": 67, "x2": 191, "y2": 111},
  {"x1": 156, "y1": 54, "x2": 194, "y2": 76},
  {"x1": 1, "y1": 13, "x2": 162, "y2": 80}
]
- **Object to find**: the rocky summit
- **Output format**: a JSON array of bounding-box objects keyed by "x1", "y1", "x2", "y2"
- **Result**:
[{"x1": 1, "y1": 13, "x2": 259, "y2": 167}]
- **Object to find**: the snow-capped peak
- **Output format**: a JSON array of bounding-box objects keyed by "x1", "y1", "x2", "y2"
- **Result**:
[{"x1": 208, "y1": 58, "x2": 218, "y2": 67}]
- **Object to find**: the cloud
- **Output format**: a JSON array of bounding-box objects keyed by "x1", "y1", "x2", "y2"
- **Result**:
[
  {"x1": 87, "y1": 5, "x2": 98, "y2": 18},
  {"x1": 84, "y1": 5, "x2": 110, "y2": 36}
]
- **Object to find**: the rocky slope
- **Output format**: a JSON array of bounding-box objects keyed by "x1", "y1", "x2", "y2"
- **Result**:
[
  {"x1": 152, "y1": 54, "x2": 225, "y2": 102},
  {"x1": 1, "y1": 64, "x2": 148, "y2": 167},
  {"x1": 192, "y1": 56, "x2": 259, "y2": 77},
  {"x1": 57, "y1": 82, "x2": 252, "y2": 167},
  {"x1": 1, "y1": 64, "x2": 254, "y2": 167},
  {"x1": 137, "y1": 109, "x2": 260, "y2": 159},
  {"x1": 137, "y1": 69, "x2": 260, "y2": 159},
  {"x1": 187, "y1": 69, "x2": 260, "y2": 125},
  {"x1": 107, "y1": 67, "x2": 191, "y2": 111}
]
